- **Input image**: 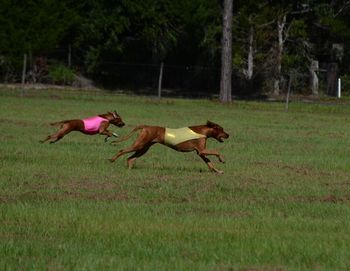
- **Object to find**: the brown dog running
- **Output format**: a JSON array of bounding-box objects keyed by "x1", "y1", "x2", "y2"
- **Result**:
[
  {"x1": 109, "y1": 120, "x2": 229, "y2": 173},
  {"x1": 41, "y1": 111, "x2": 125, "y2": 143}
]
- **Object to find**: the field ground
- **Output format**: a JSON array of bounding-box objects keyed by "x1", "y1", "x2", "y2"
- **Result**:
[{"x1": 1, "y1": 87, "x2": 350, "y2": 270}]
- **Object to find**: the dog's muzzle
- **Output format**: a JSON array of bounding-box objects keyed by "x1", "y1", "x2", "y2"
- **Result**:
[{"x1": 218, "y1": 133, "x2": 229, "y2": 142}]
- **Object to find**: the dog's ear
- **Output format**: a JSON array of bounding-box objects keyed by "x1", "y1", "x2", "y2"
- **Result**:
[{"x1": 206, "y1": 120, "x2": 216, "y2": 127}]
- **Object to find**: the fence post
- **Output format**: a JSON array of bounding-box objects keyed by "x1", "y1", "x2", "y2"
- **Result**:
[
  {"x1": 21, "y1": 53, "x2": 27, "y2": 86},
  {"x1": 68, "y1": 44, "x2": 71, "y2": 68},
  {"x1": 310, "y1": 60, "x2": 319, "y2": 95},
  {"x1": 327, "y1": 63, "x2": 338, "y2": 96},
  {"x1": 338, "y1": 78, "x2": 341, "y2": 98},
  {"x1": 285, "y1": 73, "x2": 293, "y2": 112},
  {"x1": 158, "y1": 62, "x2": 164, "y2": 99}
]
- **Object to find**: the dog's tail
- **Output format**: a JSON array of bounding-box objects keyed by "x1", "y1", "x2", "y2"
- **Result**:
[{"x1": 111, "y1": 125, "x2": 146, "y2": 144}]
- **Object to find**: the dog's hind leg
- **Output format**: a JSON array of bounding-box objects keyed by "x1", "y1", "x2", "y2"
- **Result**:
[
  {"x1": 40, "y1": 132, "x2": 64, "y2": 143},
  {"x1": 126, "y1": 144, "x2": 153, "y2": 169},
  {"x1": 109, "y1": 146, "x2": 139, "y2": 162},
  {"x1": 109, "y1": 143, "x2": 148, "y2": 163},
  {"x1": 110, "y1": 129, "x2": 155, "y2": 163},
  {"x1": 48, "y1": 124, "x2": 74, "y2": 143},
  {"x1": 40, "y1": 135, "x2": 52, "y2": 143}
]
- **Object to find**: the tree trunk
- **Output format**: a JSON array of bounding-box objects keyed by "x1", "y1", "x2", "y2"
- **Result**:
[
  {"x1": 273, "y1": 15, "x2": 286, "y2": 95},
  {"x1": 220, "y1": 0, "x2": 233, "y2": 103}
]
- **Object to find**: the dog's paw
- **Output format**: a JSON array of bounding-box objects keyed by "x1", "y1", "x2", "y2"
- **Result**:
[
  {"x1": 218, "y1": 154, "x2": 225, "y2": 163},
  {"x1": 211, "y1": 167, "x2": 223, "y2": 174}
]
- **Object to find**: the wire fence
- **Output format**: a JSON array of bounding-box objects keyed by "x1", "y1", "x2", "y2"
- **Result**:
[
  {"x1": 1, "y1": 47, "x2": 348, "y2": 98},
  {"x1": 47, "y1": 47, "x2": 222, "y2": 97},
  {"x1": 94, "y1": 62, "x2": 221, "y2": 98}
]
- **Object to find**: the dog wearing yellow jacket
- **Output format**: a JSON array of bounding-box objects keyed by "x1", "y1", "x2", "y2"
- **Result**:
[
  {"x1": 164, "y1": 127, "x2": 206, "y2": 146},
  {"x1": 110, "y1": 121, "x2": 229, "y2": 173}
]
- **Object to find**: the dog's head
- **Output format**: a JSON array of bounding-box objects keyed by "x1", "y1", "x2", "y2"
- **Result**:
[
  {"x1": 108, "y1": 110, "x2": 125, "y2": 127},
  {"x1": 206, "y1": 120, "x2": 229, "y2": 142}
]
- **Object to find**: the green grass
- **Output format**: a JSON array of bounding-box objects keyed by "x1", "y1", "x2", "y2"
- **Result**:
[{"x1": 1, "y1": 87, "x2": 350, "y2": 270}]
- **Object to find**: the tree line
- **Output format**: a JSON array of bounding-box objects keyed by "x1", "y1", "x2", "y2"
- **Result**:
[{"x1": 0, "y1": 0, "x2": 349, "y2": 98}]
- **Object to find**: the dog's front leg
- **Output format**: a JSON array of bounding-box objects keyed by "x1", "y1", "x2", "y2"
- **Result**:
[
  {"x1": 99, "y1": 126, "x2": 118, "y2": 142},
  {"x1": 198, "y1": 154, "x2": 223, "y2": 174},
  {"x1": 104, "y1": 132, "x2": 119, "y2": 142},
  {"x1": 200, "y1": 149, "x2": 225, "y2": 163},
  {"x1": 101, "y1": 132, "x2": 112, "y2": 142}
]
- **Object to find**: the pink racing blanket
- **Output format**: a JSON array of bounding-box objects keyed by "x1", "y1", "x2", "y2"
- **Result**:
[{"x1": 82, "y1": 116, "x2": 108, "y2": 134}]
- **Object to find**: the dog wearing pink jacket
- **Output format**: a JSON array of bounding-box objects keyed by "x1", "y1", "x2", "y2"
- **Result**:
[{"x1": 41, "y1": 111, "x2": 125, "y2": 143}]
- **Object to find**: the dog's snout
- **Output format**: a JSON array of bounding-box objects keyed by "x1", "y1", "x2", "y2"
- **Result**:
[{"x1": 221, "y1": 132, "x2": 229, "y2": 139}]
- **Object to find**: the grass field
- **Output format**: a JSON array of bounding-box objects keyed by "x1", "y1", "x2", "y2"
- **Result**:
[{"x1": 1, "y1": 87, "x2": 350, "y2": 270}]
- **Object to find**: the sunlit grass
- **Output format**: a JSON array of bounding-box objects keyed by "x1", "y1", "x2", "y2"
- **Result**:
[{"x1": 1, "y1": 88, "x2": 350, "y2": 270}]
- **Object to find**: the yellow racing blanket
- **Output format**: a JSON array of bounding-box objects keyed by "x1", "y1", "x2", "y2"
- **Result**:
[{"x1": 164, "y1": 127, "x2": 206, "y2": 146}]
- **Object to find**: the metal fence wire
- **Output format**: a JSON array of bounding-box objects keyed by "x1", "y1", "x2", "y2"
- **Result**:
[
  {"x1": 94, "y1": 62, "x2": 221, "y2": 98},
  {"x1": 1, "y1": 47, "x2": 344, "y2": 98}
]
